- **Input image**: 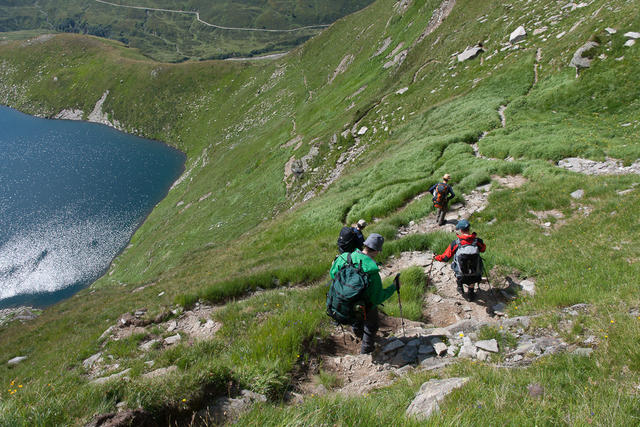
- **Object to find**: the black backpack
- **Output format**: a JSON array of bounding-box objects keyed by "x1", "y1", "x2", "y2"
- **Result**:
[
  {"x1": 337, "y1": 226, "x2": 360, "y2": 254},
  {"x1": 326, "y1": 253, "x2": 370, "y2": 325},
  {"x1": 452, "y1": 238, "x2": 483, "y2": 284}
]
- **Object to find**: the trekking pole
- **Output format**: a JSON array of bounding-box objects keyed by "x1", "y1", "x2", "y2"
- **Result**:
[
  {"x1": 394, "y1": 273, "x2": 405, "y2": 337},
  {"x1": 427, "y1": 256, "x2": 435, "y2": 287}
]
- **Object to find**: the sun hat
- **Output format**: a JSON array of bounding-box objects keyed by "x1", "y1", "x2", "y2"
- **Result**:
[{"x1": 363, "y1": 233, "x2": 384, "y2": 251}]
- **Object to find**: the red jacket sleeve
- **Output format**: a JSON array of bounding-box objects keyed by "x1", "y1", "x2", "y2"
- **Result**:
[{"x1": 435, "y1": 240, "x2": 458, "y2": 262}]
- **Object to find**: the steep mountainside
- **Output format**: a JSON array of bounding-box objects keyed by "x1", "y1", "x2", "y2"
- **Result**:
[
  {"x1": 0, "y1": 0, "x2": 639, "y2": 424},
  {"x1": 0, "y1": 0, "x2": 374, "y2": 61}
]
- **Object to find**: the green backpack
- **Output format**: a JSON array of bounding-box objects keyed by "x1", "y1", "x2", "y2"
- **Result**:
[{"x1": 326, "y1": 253, "x2": 370, "y2": 324}]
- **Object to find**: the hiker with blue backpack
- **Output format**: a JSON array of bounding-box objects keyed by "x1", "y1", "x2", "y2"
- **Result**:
[
  {"x1": 429, "y1": 174, "x2": 455, "y2": 226},
  {"x1": 336, "y1": 219, "x2": 367, "y2": 254},
  {"x1": 327, "y1": 233, "x2": 399, "y2": 354},
  {"x1": 434, "y1": 219, "x2": 486, "y2": 301}
]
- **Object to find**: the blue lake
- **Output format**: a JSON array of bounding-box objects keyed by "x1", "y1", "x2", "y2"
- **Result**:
[{"x1": 0, "y1": 106, "x2": 185, "y2": 308}]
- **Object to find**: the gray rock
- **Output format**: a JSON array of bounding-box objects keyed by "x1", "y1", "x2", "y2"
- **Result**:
[
  {"x1": 396, "y1": 345, "x2": 419, "y2": 365},
  {"x1": 520, "y1": 279, "x2": 536, "y2": 296},
  {"x1": 533, "y1": 27, "x2": 548, "y2": 36},
  {"x1": 509, "y1": 26, "x2": 527, "y2": 44},
  {"x1": 419, "y1": 358, "x2": 452, "y2": 371},
  {"x1": 570, "y1": 189, "x2": 585, "y2": 199},
  {"x1": 419, "y1": 344, "x2": 435, "y2": 355},
  {"x1": 624, "y1": 32, "x2": 640, "y2": 39},
  {"x1": 570, "y1": 42, "x2": 599, "y2": 70},
  {"x1": 8, "y1": 356, "x2": 28, "y2": 365},
  {"x1": 83, "y1": 353, "x2": 103, "y2": 370},
  {"x1": 98, "y1": 326, "x2": 114, "y2": 341},
  {"x1": 476, "y1": 349, "x2": 490, "y2": 361},
  {"x1": 407, "y1": 338, "x2": 422, "y2": 348},
  {"x1": 167, "y1": 320, "x2": 178, "y2": 332},
  {"x1": 406, "y1": 378, "x2": 469, "y2": 420},
  {"x1": 426, "y1": 327, "x2": 451, "y2": 338},
  {"x1": 572, "y1": 348, "x2": 594, "y2": 357},
  {"x1": 624, "y1": 40, "x2": 636, "y2": 47},
  {"x1": 475, "y1": 339, "x2": 499, "y2": 353},
  {"x1": 383, "y1": 339, "x2": 405, "y2": 353},
  {"x1": 501, "y1": 316, "x2": 531, "y2": 330},
  {"x1": 515, "y1": 341, "x2": 535, "y2": 355},
  {"x1": 430, "y1": 338, "x2": 448, "y2": 356},
  {"x1": 142, "y1": 365, "x2": 178, "y2": 379},
  {"x1": 164, "y1": 334, "x2": 181, "y2": 346},
  {"x1": 395, "y1": 87, "x2": 409, "y2": 95},
  {"x1": 140, "y1": 339, "x2": 160, "y2": 352},
  {"x1": 91, "y1": 368, "x2": 132, "y2": 385},
  {"x1": 458, "y1": 337, "x2": 477, "y2": 359},
  {"x1": 492, "y1": 303, "x2": 507, "y2": 314},
  {"x1": 605, "y1": 27, "x2": 617, "y2": 35},
  {"x1": 198, "y1": 390, "x2": 267, "y2": 424},
  {"x1": 457, "y1": 46, "x2": 484, "y2": 62}
]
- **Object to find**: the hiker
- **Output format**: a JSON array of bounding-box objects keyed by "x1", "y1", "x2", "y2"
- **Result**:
[
  {"x1": 434, "y1": 219, "x2": 486, "y2": 301},
  {"x1": 328, "y1": 233, "x2": 398, "y2": 354},
  {"x1": 352, "y1": 219, "x2": 367, "y2": 248},
  {"x1": 428, "y1": 174, "x2": 455, "y2": 226},
  {"x1": 336, "y1": 219, "x2": 366, "y2": 254}
]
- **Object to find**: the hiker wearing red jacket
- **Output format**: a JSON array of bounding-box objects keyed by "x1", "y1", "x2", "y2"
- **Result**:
[{"x1": 434, "y1": 219, "x2": 486, "y2": 301}]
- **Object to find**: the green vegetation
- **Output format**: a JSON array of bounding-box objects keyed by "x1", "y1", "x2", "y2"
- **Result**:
[
  {"x1": 0, "y1": 0, "x2": 375, "y2": 61},
  {"x1": 1, "y1": 0, "x2": 640, "y2": 424}
]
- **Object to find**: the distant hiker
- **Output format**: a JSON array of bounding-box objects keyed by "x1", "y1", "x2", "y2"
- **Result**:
[
  {"x1": 429, "y1": 174, "x2": 455, "y2": 226},
  {"x1": 352, "y1": 219, "x2": 367, "y2": 247},
  {"x1": 434, "y1": 219, "x2": 486, "y2": 301},
  {"x1": 337, "y1": 219, "x2": 366, "y2": 254},
  {"x1": 327, "y1": 233, "x2": 398, "y2": 354}
]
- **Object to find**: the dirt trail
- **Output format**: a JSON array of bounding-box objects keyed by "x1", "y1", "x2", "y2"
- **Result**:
[{"x1": 397, "y1": 175, "x2": 526, "y2": 237}]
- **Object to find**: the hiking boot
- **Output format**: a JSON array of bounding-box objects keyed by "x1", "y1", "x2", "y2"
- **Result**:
[
  {"x1": 467, "y1": 288, "x2": 475, "y2": 301},
  {"x1": 457, "y1": 284, "x2": 464, "y2": 295},
  {"x1": 360, "y1": 345, "x2": 374, "y2": 354}
]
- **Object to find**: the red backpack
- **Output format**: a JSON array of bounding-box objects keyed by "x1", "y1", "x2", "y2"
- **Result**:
[{"x1": 433, "y1": 183, "x2": 449, "y2": 207}]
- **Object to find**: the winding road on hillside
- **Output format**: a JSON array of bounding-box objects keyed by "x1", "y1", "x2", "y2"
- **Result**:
[{"x1": 94, "y1": 0, "x2": 331, "y2": 32}]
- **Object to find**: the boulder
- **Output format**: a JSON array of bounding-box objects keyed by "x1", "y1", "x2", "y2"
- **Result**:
[
  {"x1": 624, "y1": 40, "x2": 636, "y2": 47},
  {"x1": 395, "y1": 87, "x2": 409, "y2": 95},
  {"x1": 624, "y1": 32, "x2": 640, "y2": 39},
  {"x1": 475, "y1": 339, "x2": 499, "y2": 353},
  {"x1": 458, "y1": 337, "x2": 477, "y2": 359},
  {"x1": 570, "y1": 189, "x2": 585, "y2": 199},
  {"x1": 357, "y1": 126, "x2": 368, "y2": 135},
  {"x1": 520, "y1": 279, "x2": 536, "y2": 296},
  {"x1": 419, "y1": 344, "x2": 436, "y2": 355},
  {"x1": 430, "y1": 338, "x2": 448, "y2": 356},
  {"x1": 383, "y1": 339, "x2": 405, "y2": 353},
  {"x1": 509, "y1": 26, "x2": 527, "y2": 44},
  {"x1": 570, "y1": 42, "x2": 599, "y2": 70},
  {"x1": 405, "y1": 378, "x2": 469, "y2": 420},
  {"x1": 476, "y1": 349, "x2": 490, "y2": 361},
  {"x1": 8, "y1": 356, "x2": 28, "y2": 365},
  {"x1": 164, "y1": 334, "x2": 181, "y2": 346},
  {"x1": 457, "y1": 46, "x2": 484, "y2": 62},
  {"x1": 605, "y1": 28, "x2": 617, "y2": 35}
]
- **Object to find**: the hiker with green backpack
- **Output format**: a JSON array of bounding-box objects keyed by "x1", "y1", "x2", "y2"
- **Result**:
[
  {"x1": 327, "y1": 233, "x2": 399, "y2": 354},
  {"x1": 428, "y1": 174, "x2": 455, "y2": 226}
]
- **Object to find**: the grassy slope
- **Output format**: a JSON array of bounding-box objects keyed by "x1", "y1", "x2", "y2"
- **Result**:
[{"x1": 0, "y1": 0, "x2": 639, "y2": 424}]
